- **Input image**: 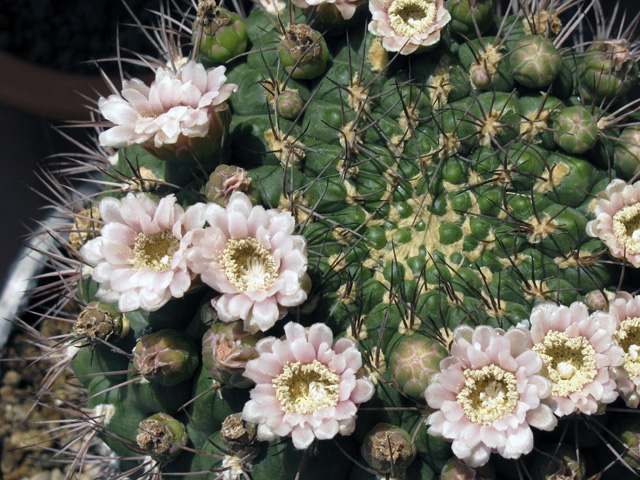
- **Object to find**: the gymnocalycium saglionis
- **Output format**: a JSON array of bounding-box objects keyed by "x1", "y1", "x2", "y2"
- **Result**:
[{"x1": 21, "y1": 0, "x2": 640, "y2": 478}]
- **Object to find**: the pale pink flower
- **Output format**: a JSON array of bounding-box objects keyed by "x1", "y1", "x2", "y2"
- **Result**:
[
  {"x1": 607, "y1": 293, "x2": 640, "y2": 407},
  {"x1": 98, "y1": 61, "x2": 237, "y2": 159},
  {"x1": 530, "y1": 302, "x2": 623, "y2": 416},
  {"x1": 242, "y1": 322, "x2": 375, "y2": 449},
  {"x1": 368, "y1": 0, "x2": 451, "y2": 55},
  {"x1": 291, "y1": 0, "x2": 362, "y2": 20},
  {"x1": 425, "y1": 324, "x2": 556, "y2": 468},
  {"x1": 586, "y1": 178, "x2": 640, "y2": 267},
  {"x1": 81, "y1": 193, "x2": 207, "y2": 312},
  {"x1": 186, "y1": 192, "x2": 309, "y2": 333}
]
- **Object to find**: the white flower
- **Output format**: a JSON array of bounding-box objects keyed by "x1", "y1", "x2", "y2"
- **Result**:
[
  {"x1": 291, "y1": 0, "x2": 362, "y2": 20},
  {"x1": 368, "y1": 0, "x2": 451, "y2": 55},
  {"x1": 186, "y1": 192, "x2": 309, "y2": 333},
  {"x1": 586, "y1": 178, "x2": 640, "y2": 267},
  {"x1": 608, "y1": 293, "x2": 640, "y2": 408},
  {"x1": 98, "y1": 61, "x2": 236, "y2": 156},
  {"x1": 242, "y1": 322, "x2": 375, "y2": 449},
  {"x1": 81, "y1": 193, "x2": 207, "y2": 312},
  {"x1": 530, "y1": 302, "x2": 623, "y2": 416},
  {"x1": 425, "y1": 324, "x2": 556, "y2": 468}
]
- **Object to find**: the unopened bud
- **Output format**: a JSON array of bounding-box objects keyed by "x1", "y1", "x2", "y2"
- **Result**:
[
  {"x1": 205, "y1": 165, "x2": 257, "y2": 206},
  {"x1": 202, "y1": 321, "x2": 262, "y2": 388},
  {"x1": 388, "y1": 335, "x2": 448, "y2": 401},
  {"x1": 584, "y1": 289, "x2": 616, "y2": 312},
  {"x1": 580, "y1": 39, "x2": 638, "y2": 100},
  {"x1": 133, "y1": 330, "x2": 199, "y2": 386},
  {"x1": 193, "y1": 1, "x2": 248, "y2": 64},
  {"x1": 278, "y1": 24, "x2": 330, "y2": 80},
  {"x1": 276, "y1": 90, "x2": 304, "y2": 120},
  {"x1": 553, "y1": 106, "x2": 598, "y2": 155}
]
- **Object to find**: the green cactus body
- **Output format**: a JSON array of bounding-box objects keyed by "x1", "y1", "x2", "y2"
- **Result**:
[
  {"x1": 30, "y1": 0, "x2": 640, "y2": 478},
  {"x1": 511, "y1": 35, "x2": 562, "y2": 89}
]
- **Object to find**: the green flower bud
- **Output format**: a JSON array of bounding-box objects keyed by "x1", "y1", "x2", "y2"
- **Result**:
[
  {"x1": 584, "y1": 289, "x2": 615, "y2": 312},
  {"x1": 133, "y1": 330, "x2": 199, "y2": 387},
  {"x1": 74, "y1": 302, "x2": 129, "y2": 342},
  {"x1": 529, "y1": 443, "x2": 586, "y2": 480},
  {"x1": 361, "y1": 424, "x2": 416, "y2": 475},
  {"x1": 137, "y1": 413, "x2": 188, "y2": 463},
  {"x1": 469, "y1": 64, "x2": 493, "y2": 90},
  {"x1": 201, "y1": 321, "x2": 263, "y2": 388},
  {"x1": 511, "y1": 35, "x2": 562, "y2": 89},
  {"x1": 579, "y1": 40, "x2": 638, "y2": 100},
  {"x1": 388, "y1": 335, "x2": 448, "y2": 401},
  {"x1": 193, "y1": 1, "x2": 248, "y2": 64},
  {"x1": 276, "y1": 90, "x2": 305, "y2": 119},
  {"x1": 440, "y1": 458, "x2": 495, "y2": 480},
  {"x1": 278, "y1": 24, "x2": 330, "y2": 80},
  {"x1": 614, "y1": 126, "x2": 640, "y2": 180},
  {"x1": 553, "y1": 106, "x2": 599, "y2": 155},
  {"x1": 205, "y1": 164, "x2": 258, "y2": 206},
  {"x1": 447, "y1": 0, "x2": 495, "y2": 37},
  {"x1": 220, "y1": 412, "x2": 258, "y2": 450}
]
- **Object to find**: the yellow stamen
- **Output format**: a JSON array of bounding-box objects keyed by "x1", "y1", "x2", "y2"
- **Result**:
[
  {"x1": 221, "y1": 238, "x2": 279, "y2": 292},
  {"x1": 273, "y1": 360, "x2": 340, "y2": 414},
  {"x1": 612, "y1": 203, "x2": 640, "y2": 255},
  {"x1": 132, "y1": 231, "x2": 179, "y2": 271},
  {"x1": 615, "y1": 317, "x2": 640, "y2": 377},
  {"x1": 457, "y1": 365, "x2": 519, "y2": 425},
  {"x1": 388, "y1": 0, "x2": 437, "y2": 36},
  {"x1": 534, "y1": 331, "x2": 597, "y2": 397}
]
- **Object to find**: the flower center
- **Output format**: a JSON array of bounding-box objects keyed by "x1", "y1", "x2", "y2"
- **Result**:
[
  {"x1": 456, "y1": 365, "x2": 519, "y2": 425},
  {"x1": 534, "y1": 331, "x2": 597, "y2": 397},
  {"x1": 388, "y1": 0, "x2": 437, "y2": 37},
  {"x1": 614, "y1": 317, "x2": 640, "y2": 377},
  {"x1": 612, "y1": 203, "x2": 640, "y2": 254},
  {"x1": 132, "y1": 231, "x2": 179, "y2": 271},
  {"x1": 221, "y1": 238, "x2": 279, "y2": 292},
  {"x1": 273, "y1": 360, "x2": 340, "y2": 414}
]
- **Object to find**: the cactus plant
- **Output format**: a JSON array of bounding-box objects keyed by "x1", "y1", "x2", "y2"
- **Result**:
[{"x1": 20, "y1": 0, "x2": 640, "y2": 478}]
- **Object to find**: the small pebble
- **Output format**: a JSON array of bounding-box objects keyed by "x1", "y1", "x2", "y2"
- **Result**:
[
  {"x1": 2, "y1": 370, "x2": 21, "y2": 387},
  {"x1": 49, "y1": 469, "x2": 64, "y2": 480},
  {"x1": 26, "y1": 472, "x2": 49, "y2": 480}
]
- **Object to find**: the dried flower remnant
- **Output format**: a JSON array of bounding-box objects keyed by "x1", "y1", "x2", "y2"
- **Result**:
[
  {"x1": 242, "y1": 322, "x2": 375, "y2": 449},
  {"x1": 368, "y1": 0, "x2": 451, "y2": 55},
  {"x1": 425, "y1": 325, "x2": 556, "y2": 467},
  {"x1": 186, "y1": 192, "x2": 310, "y2": 333},
  {"x1": 530, "y1": 302, "x2": 623, "y2": 416},
  {"x1": 137, "y1": 413, "x2": 188, "y2": 463},
  {"x1": 80, "y1": 193, "x2": 207, "y2": 312}
]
